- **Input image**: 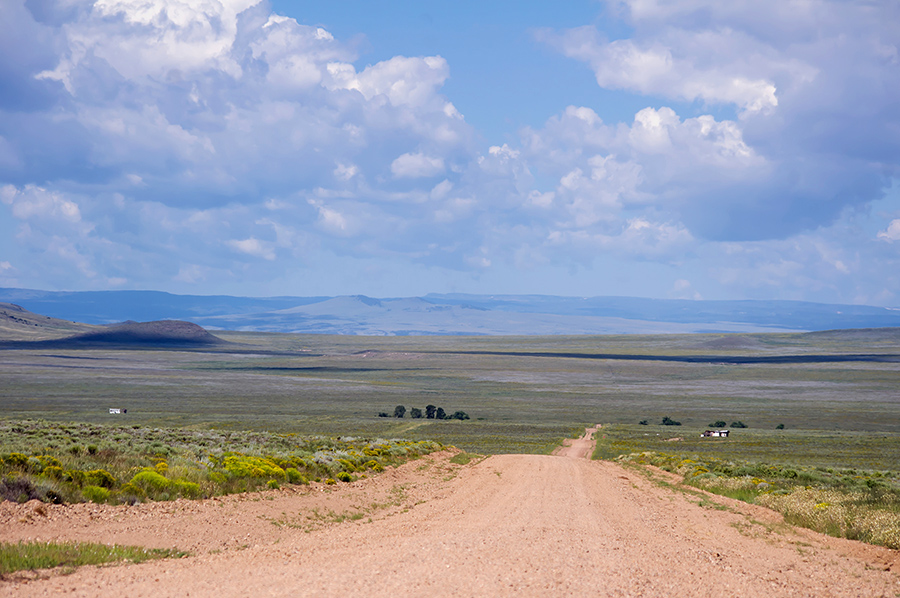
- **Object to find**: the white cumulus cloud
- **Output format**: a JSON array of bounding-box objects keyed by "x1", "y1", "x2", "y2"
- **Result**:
[{"x1": 391, "y1": 153, "x2": 446, "y2": 178}]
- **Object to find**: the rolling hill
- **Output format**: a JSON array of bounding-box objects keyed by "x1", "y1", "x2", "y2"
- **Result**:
[{"x1": 1, "y1": 288, "x2": 899, "y2": 335}]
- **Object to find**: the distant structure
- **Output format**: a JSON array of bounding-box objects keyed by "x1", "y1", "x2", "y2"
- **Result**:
[
  {"x1": 108, "y1": 408, "x2": 127, "y2": 414},
  {"x1": 700, "y1": 429, "x2": 729, "y2": 438}
]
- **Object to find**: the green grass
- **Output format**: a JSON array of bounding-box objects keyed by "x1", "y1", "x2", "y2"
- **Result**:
[
  {"x1": 448, "y1": 452, "x2": 482, "y2": 465},
  {"x1": 0, "y1": 541, "x2": 185, "y2": 575}
]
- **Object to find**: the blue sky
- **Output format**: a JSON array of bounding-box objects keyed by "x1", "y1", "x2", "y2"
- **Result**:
[{"x1": 1, "y1": 0, "x2": 899, "y2": 305}]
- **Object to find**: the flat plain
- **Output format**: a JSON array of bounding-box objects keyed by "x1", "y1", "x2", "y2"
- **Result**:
[{"x1": 1, "y1": 327, "x2": 898, "y2": 462}]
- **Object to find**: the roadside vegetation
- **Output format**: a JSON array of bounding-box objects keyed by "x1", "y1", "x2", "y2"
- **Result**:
[
  {"x1": 595, "y1": 424, "x2": 900, "y2": 549},
  {"x1": 0, "y1": 541, "x2": 185, "y2": 576},
  {"x1": 0, "y1": 420, "x2": 441, "y2": 505}
]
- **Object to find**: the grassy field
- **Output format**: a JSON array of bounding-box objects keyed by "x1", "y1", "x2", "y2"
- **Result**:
[{"x1": 0, "y1": 329, "x2": 897, "y2": 455}]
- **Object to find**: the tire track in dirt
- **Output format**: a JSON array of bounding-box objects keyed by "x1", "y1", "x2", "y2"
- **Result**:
[{"x1": 2, "y1": 446, "x2": 898, "y2": 597}]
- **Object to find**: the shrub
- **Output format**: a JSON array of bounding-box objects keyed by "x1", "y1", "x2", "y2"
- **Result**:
[
  {"x1": 221, "y1": 454, "x2": 285, "y2": 479},
  {"x1": 170, "y1": 480, "x2": 200, "y2": 498},
  {"x1": 324, "y1": 478, "x2": 336, "y2": 485},
  {"x1": 336, "y1": 471, "x2": 353, "y2": 483},
  {"x1": 393, "y1": 405, "x2": 406, "y2": 418},
  {"x1": 3, "y1": 453, "x2": 28, "y2": 470},
  {"x1": 266, "y1": 479, "x2": 280, "y2": 490},
  {"x1": 119, "y1": 482, "x2": 145, "y2": 500},
  {"x1": 87, "y1": 445, "x2": 98, "y2": 456},
  {"x1": 42, "y1": 465, "x2": 64, "y2": 480},
  {"x1": 130, "y1": 470, "x2": 169, "y2": 492},
  {"x1": 336, "y1": 458, "x2": 357, "y2": 472},
  {"x1": 450, "y1": 411, "x2": 470, "y2": 420},
  {"x1": 435, "y1": 408, "x2": 446, "y2": 420},
  {"x1": 1, "y1": 474, "x2": 36, "y2": 503},
  {"x1": 776, "y1": 424, "x2": 785, "y2": 429},
  {"x1": 638, "y1": 420, "x2": 649, "y2": 425},
  {"x1": 731, "y1": 421, "x2": 748, "y2": 428},
  {"x1": 661, "y1": 416, "x2": 681, "y2": 426},
  {"x1": 363, "y1": 459, "x2": 383, "y2": 471},
  {"x1": 410, "y1": 408, "x2": 423, "y2": 419},
  {"x1": 63, "y1": 470, "x2": 85, "y2": 486},
  {"x1": 85, "y1": 469, "x2": 116, "y2": 489},
  {"x1": 710, "y1": 420, "x2": 727, "y2": 428},
  {"x1": 82, "y1": 485, "x2": 110, "y2": 504},
  {"x1": 37, "y1": 455, "x2": 62, "y2": 469},
  {"x1": 286, "y1": 468, "x2": 308, "y2": 484}
]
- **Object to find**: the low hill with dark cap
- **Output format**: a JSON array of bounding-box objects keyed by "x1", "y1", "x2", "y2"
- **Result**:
[{"x1": 67, "y1": 320, "x2": 226, "y2": 346}]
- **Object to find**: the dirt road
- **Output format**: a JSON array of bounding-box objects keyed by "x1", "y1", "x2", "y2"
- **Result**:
[{"x1": 2, "y1": 431, "x2": 898, "y2": 597}]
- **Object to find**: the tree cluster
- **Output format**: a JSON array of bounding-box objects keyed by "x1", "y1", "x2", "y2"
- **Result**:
[{"x1": 378, "y1": 404, "x2": 469, "y2": 420}]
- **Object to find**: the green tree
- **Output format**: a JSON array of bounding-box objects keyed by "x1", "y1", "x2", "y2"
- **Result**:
[
  {"x1": 393, "y1": 405, "x2": 406, "y2": 418},
  {"x1": 710, "y1": 420, "x2": 727, "y2": 428},
  {"x1": 435, "y1": 407, "x2": 446, "y2": 420},
  {"x1": 425, "y1": 405, "x2": 437, "y2": 419},
  {"x1": 450, "y1": 411, "x2": 469, "y2": 420},
  {"x1": 410, "y1": 407, "x2": 423, "y2": 419},
  {"x1": 661, "y1": 416, "x2": 681, "y2": 426}
]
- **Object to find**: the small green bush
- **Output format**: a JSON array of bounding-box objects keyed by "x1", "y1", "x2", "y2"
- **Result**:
[
  {"x1": 3, "y1": 453, "x2": 28, "y2": 469},
  {"x1": 85, "y1": 469, "x2": 116, "y2": 489},
  {"x1": 221, "y1": 454, "x2": 285, "y2": 479},
  {"x1": 82, "y1": 485, "x2": 110, "y2": 504},
  {"x1": 266, "y1": 479, "x2": 280, "y2": 490},
  {"x1": 170, "y1": 480, "x2": 201, "y2": 498},
  {"x1": 285, "y1": 468, "x2": 307, "y2": 484},
  {"x1": 42, "y1": 465, "x2": 64, "y2": 480},
  {"x1": 130, "y1": 470, "x2": 169, "y2": 492},
  {"x1": 63, "y1": 470, "x2": 85, "y2": 486},
  {"x1": 336, "y1": 472, "x2": 353, "y2": 483}
]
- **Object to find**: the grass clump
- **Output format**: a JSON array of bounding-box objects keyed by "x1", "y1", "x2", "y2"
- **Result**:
[
  {"x1": 449, "y1": 452, "x2": 482, "y2": 465},
  {"x1": 0, "y1": 541, "x2": 186, "y2": 576}
]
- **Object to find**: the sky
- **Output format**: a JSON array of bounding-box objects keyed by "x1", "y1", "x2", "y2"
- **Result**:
[{"x1": 1, "y1": 0, "x2": 899, "y2": 305}]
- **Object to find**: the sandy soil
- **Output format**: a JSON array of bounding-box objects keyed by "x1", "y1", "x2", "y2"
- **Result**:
[{"x1": 1, "y1": 429, "x2": 898, "y2": 597}]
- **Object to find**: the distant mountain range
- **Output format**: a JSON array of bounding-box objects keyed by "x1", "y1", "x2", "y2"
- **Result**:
[{"x1": 1, "y1": 288, "x2": 899, "y2": 335}]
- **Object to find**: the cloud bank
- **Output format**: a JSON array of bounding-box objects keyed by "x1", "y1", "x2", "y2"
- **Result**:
[{"x1": 0, "y1": 0, "x2": 898, "y2": 305}]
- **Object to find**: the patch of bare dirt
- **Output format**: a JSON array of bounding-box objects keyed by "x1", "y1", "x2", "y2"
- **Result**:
[{"x1": 1, "y1": 444, "x2": 898, "y2": 597}]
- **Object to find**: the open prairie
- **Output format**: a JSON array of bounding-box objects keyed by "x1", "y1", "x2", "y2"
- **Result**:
[
  {"x1": 1, "y1": 328, "x2": 899, "y2": 458},
  {"x1": 1, "y1": 329, "x2": 900, "y2": 457}
]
